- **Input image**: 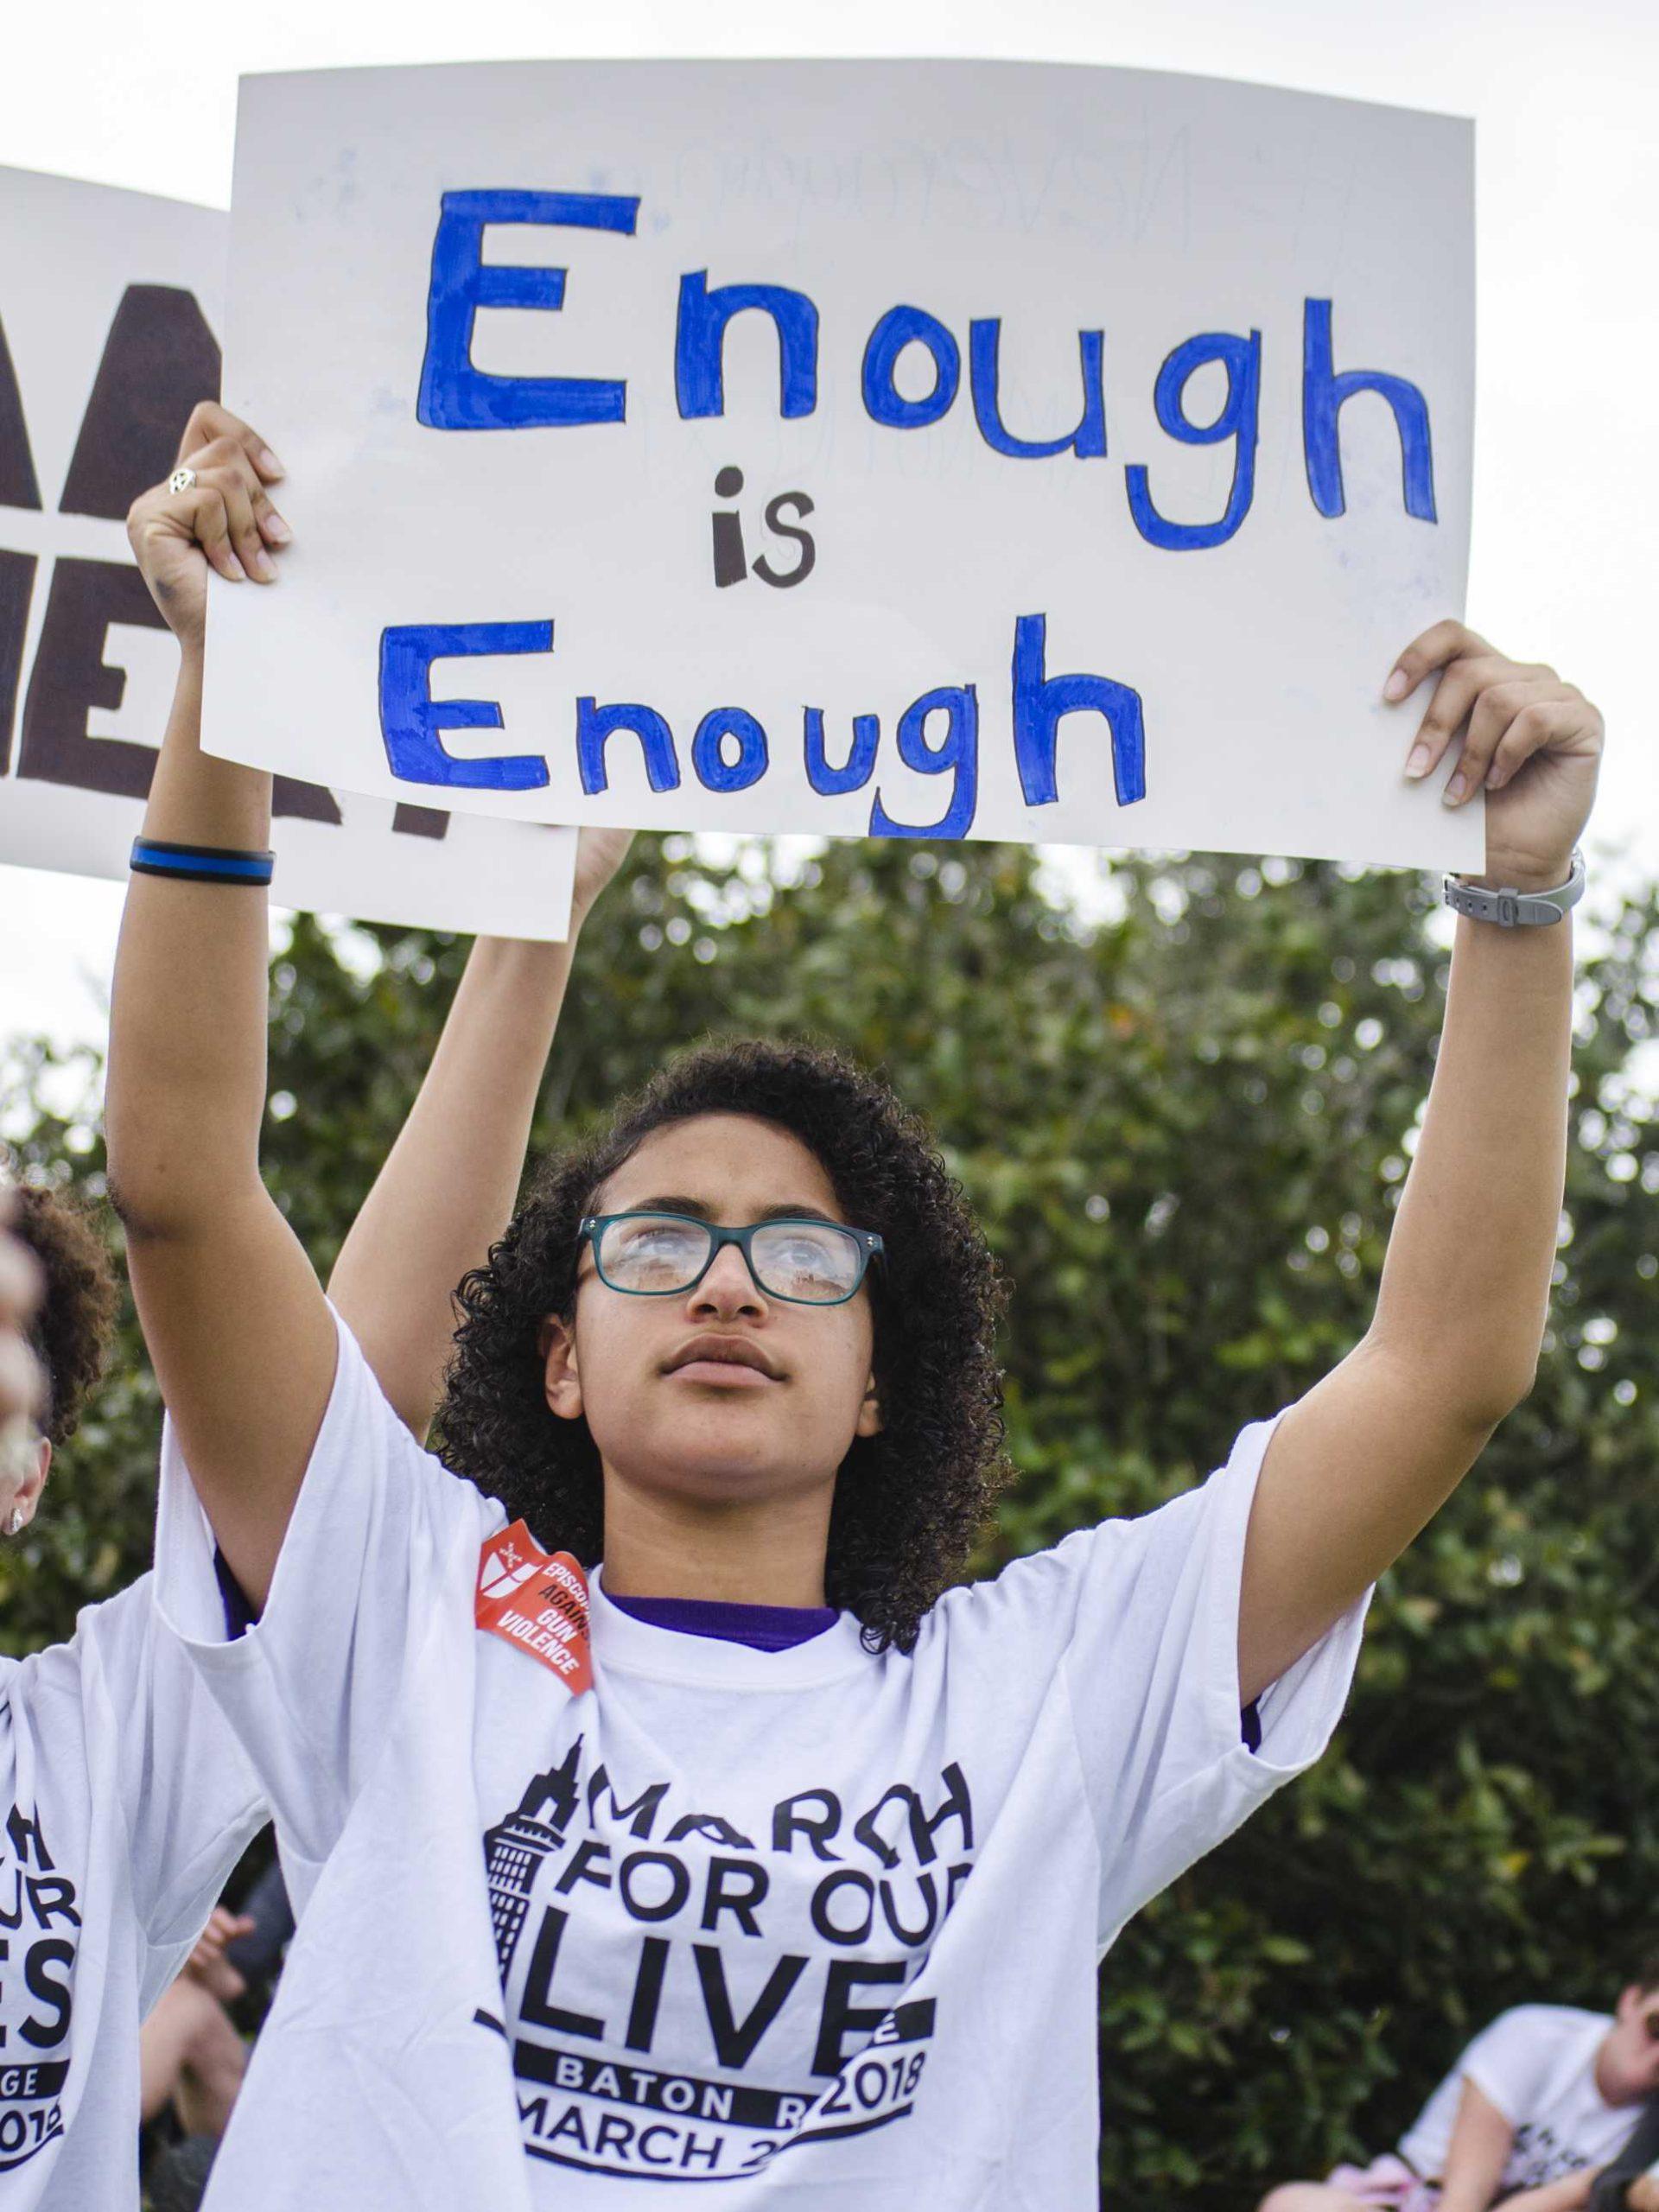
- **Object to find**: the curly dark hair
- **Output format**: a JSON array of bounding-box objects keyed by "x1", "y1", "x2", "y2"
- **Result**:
[
  {"x1": 440, "y1": 1038, "x2": 1012, "y2": 1652},
  {"x1": 11, "y1": 1185, "x2": 118, "y2": 1448}
]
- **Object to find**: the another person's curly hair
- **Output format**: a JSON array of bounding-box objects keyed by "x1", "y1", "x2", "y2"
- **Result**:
[
  {"x1": 441, "y1": 1039, "x2": 1011, "y2": 1652},
  {"x1": 11, "y1": 1185, "x2": 118, "y2": 1448}
]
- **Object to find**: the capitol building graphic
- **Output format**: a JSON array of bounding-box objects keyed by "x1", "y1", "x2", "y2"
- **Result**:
[{"x1": 483, "y1": 1737, "x2": 583, "y2": 1976}]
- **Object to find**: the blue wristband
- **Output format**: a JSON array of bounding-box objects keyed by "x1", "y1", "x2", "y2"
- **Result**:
[{"x1": 130, "y1": 838, "x2": 275, "y2": 887}]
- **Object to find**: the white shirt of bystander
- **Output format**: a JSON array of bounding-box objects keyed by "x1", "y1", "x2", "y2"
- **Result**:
[
  {"x1": 0, "y1": 1580, "x2": 266, "y2": 2209},
  {"x1": 1400, "y1": 2005, "x2": 1643, "y2": 2189}
]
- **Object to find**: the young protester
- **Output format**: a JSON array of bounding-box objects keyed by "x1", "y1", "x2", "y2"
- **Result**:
[
  {"x1": 0, "y1": 1179, "x2": 264, "y2": 2209},
  {"x1": 0, "y1": 894, "x2": 626, "y2": 2202},
  {"x1": 114, "y1": 404, "x2": 1601, "y2": 2211},
  {"x1": 1262, "y1": 1973, "x2": 1659, "y2": 2212}
]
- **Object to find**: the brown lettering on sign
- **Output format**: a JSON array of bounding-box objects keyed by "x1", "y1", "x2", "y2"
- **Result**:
[
  {"x1": 16, "y1": 555, "x2": 343, "y2": 820},
  {"x1": 59, "y1": 286, "x2": 221, "y2": 521},
  {"x1": 0, "y1": 550, "x2": 37, "y2": 775},
  {"x1": 273, "y1": 774, "x2": 342, "y2": 824},
  {"x1": 18, "y1": 556, "x2": 163, "y2": 798},
  {"x1": 0, "y1": 318, "x2": 41, "y2": 512}
]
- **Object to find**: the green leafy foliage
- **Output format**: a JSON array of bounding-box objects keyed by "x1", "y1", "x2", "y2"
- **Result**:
[{"x1": 5, "y1": 838, "x2": 1657, "y2": 2208}]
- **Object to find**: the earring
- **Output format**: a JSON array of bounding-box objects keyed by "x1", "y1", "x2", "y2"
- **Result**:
[{"x1": 6, "y1": 1510, "x2": 22, "y2": 1535}]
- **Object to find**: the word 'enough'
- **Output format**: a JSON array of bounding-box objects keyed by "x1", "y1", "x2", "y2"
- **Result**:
[
  {"x1": 378, "y1": 613, "x2": 1145, "y2": 832},
  {"x1": 416, "y1": 190, "x2": 1438, "y2": 550}
]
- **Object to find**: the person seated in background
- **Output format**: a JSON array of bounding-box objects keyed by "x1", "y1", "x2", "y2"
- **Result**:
[{"x1": 1261, "y1": 1974, "x2": 1659, "y2": 2212}]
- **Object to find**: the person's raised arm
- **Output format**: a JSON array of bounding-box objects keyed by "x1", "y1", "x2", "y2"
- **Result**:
[
  {"x1": 1237, "y1": 621, "x2": 1601, "y2": 1705},
  {"x1": 106, "y1": 403, "x2": 331, "y2": 1613},
  {"x1": 327, "y1": 827, "x2": 631, "y2": 1441}
]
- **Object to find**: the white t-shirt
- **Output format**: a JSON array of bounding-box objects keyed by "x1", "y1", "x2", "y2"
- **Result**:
[
  {"x1": 1399, "y1": 2005, "x2": 1642, "y2": 2188},
  {"x1": 0, "y1": 1576, "x2": 267, "y2": 2209},
  {"x1": 155, "y1": 1308, "x2": 1367, "y2": 2212}
]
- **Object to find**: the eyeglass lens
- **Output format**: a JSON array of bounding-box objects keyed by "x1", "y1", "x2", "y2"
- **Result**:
[{"x1": 595, "y1": 1215, "x2": 863, "y2": 1302}]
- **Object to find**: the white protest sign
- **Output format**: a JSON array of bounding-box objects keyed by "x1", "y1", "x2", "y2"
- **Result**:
[
  {"x1": 207, "y1": 60, "x2": 1478, "y2": 873},
  {"x1": 0, "y1": 166, "x2": 576, "y2": 940}
]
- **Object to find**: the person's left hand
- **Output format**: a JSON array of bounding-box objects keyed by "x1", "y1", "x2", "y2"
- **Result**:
[
  {"x1": 1386, "y1": 620, "x2": 1604, "y2": 891},
  {"x1": 570, "y1": 828, "x2": 635, "y2": 929},
  {"x1": 1627, "y1": 2175, "x2": 1659, "y2": 2212}
]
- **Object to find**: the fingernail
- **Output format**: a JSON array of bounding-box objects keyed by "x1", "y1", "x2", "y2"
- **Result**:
[
  {"x1": 1443, "y1": 772, "x2": 1466, "y2": 805},
  {"x1": 224, "y1": 551, "x2": 246, "y2": 580},
  {"x1": 257, "y1": 448, "x2": 285, "y2": 478},
  {"x1": 251, "y1": 547, "x2": 276, "y2": 580},
  {"x1": 1383, "y1": 669, "x2": 1411, "y2": 702},
  {"x1": 264, "y1": 511, "x2": 291, "y2": 545},
  {"x1": 1405, "y1": 745, "x2": 1433, "y2": 779}
]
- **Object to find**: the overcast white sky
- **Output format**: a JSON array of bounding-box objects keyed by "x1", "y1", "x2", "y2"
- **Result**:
[{"x1": 3, "y1": 0, "x2": 1655, "y2": 1054}]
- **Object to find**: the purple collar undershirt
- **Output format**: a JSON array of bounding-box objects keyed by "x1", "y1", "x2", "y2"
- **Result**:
[
  {"x1": 215, "y1": 1549, "x2": 834, "y2": 1654},
  {"x1": 609, "y1": 1592, "x2": 838, "y2": 1653}
]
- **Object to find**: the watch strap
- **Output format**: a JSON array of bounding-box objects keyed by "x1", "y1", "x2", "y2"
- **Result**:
[{"x1": 1442, "y1": 849, "x2": 1585, "y2": 927}]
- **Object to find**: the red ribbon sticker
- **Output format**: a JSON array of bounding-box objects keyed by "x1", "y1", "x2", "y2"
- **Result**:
[{"x1": 475, "y1": 1520, "x2": 593, "y2": 1694}]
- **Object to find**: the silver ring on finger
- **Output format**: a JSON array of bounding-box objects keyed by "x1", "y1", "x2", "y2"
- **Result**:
[{"x1": 168, "y1": 467, "x2": 198, "y2": 494}]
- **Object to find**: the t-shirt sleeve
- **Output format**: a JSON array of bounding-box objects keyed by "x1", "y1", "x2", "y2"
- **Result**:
[
  {"x1": 54, "y1": 1579, "x2": 268, "y2": 1979},
  {"x1": 152, "y1": 1301, "x2": 501, "y2": 1872},
  {"x1": 1456, "y1": 2007, "x2": 1559, "y2": 2126},
  {"x1": 945, "y1": 1412, "x2": 1370, "y2": 1946}
]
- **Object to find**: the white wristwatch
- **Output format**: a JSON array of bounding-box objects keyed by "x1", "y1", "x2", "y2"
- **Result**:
[{"x1": 1442, "y1": 849, "x2": 1586, "y2": 927}]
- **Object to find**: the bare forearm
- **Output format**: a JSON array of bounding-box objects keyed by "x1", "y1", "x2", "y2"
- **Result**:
[
  {"x1": 1370, "y1": 912, "x2": 1573, "y2": 1420},
  {"x1": 327, "y1": 932, "x2": 577, "y2": 1433},
  {"x1": 1237, "y1": 623, "x2": 1599, "y2": 1698},
  {"x1": 1440, "y1": 2171, "x2": 1510, "y2": 2212},
  {"x1": 1494, "y1": 2177, "x2": 1597, "y2": 2212},
  {"x1": 106, "y1": 652, "x2": 275, "y2": 1236},
  {"x1": 1428, "y1": 2078, "x2": 1517, "y2": 2212}
]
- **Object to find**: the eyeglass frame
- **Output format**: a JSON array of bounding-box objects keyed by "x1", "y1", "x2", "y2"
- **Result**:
[{"x1": 576, "y1": 1211, "x2": 886, "y2": 1307}]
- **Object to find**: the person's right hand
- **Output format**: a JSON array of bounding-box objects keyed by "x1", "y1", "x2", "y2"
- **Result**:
[
  {"x1": 126, "y1": 403, "x2": 290, "y2": 654},
  {"x1": 1625, "y1": 2176, "x2": 1659, "y2": 2212},
  {"x1": 570, "y1": 828, "x2": 636, "y2": 930},
  {"x1": 181, "y1": 1905, "x2": 256, "y2": 2003},
  {"x1": 0, "y1": 1192, "x2": 44, "y2": 1432}
]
